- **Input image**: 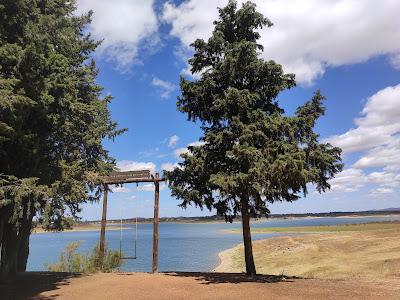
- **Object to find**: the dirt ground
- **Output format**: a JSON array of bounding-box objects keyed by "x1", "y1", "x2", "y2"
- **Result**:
[{"x1": 1, "y1": 272, "x2": 400, "y2": 300}]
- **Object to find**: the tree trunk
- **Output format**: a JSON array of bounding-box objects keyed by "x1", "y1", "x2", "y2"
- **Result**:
[
  {"x1": 0, "y1": 222, "x2": 18, "y2": 281},
  {"x1": 16, "y1": 202, "x2": 34, "y2": 272},
  {"x1": 0, "y1": 210, "x2": 6, "y2": 252},
  {"x1": 0, "y1": 206, "x2": 12, "y2": 249},
  {"x1": 0, "y1": 202, "x2": 33, "y2": 280},
  {"x1": 241, "y1": 198, "x2": 257, "y2": 276},
  {"x1": 17, "y1": 220, "x2": 32, "y2": 272}
]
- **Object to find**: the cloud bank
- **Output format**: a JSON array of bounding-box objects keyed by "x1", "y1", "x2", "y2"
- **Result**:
[
  {"x1": 162, "y1": 0, "x2": 400, "y2": 85},
  {"x1": 77, "y1": 0, "x2": 159, "y2": 70},
  {"x1": 326, "y1": 84, "x2": 400, "y2": 195}
]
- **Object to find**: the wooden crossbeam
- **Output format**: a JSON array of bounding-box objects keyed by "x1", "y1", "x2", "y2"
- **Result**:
[
  {"x1": 98, "y1": 171, "x2": 165, "y2": 273},
  {"x1": 102, "y1": 170, "x2": 152, "y2": 184}
]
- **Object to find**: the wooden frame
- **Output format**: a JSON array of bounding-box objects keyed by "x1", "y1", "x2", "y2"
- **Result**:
[{"x1": 98, "y1": 171, "x2": 165, "y2": 273}]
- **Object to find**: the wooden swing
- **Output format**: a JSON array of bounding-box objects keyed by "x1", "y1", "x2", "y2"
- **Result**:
[
  {"x1": 99, "y1": 170, "x2": 165, "y2": 273},
  {"x1": 119, "y1": 213, "x2": 138, "y2": 260}
]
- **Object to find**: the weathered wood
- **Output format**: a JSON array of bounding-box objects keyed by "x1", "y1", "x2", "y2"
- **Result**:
[
  {"x1": 99, "y1": 185, "x2": 108, "y2": 271},
  {"x1": 152, "y1": 173, "x2": 160, "y2": 273},
  {"x1": 103, "y1": 177, "x2": 165, "y2": 185},
  {"x1": 97, "y1": 169, "x2": 166, "y2": 273},
  {"x1": 103, "y1": 170, "x2": 152, "y2": 184}
]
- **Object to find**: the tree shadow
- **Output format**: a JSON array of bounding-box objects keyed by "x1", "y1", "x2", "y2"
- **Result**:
[
  {"x1": 0, "y1": 272, "x2": 85, "y2": 300},
  {"x1": 164, "y1": 272, "x2": 300, "y2": 285}
]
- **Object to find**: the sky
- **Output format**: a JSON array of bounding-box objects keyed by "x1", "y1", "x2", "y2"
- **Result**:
[{"x1": 75, "y1": 0, "x2": 400, "y2": 220}]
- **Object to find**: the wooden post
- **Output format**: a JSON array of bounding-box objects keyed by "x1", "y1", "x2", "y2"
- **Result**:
[
  {"x1": 152, "y1": 173, "x2": 160, "y2": 273},
  {"x1": 99, "y1": 184, "x2": 108, "y2": 271}
]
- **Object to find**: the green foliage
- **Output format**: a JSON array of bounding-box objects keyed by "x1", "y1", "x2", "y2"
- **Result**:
[
  {"x1": 0, "y1": 0, "x2": 124, "y2": 230},
  {"x1": 45, "y1": 241, "x2": 123, "y2": 273},
  {"x1": 0, "y1": 0, "x2": 124, "y2": 277},
  {"x1": 166, "y1": 0, "x2": 343, "y2": 222}
]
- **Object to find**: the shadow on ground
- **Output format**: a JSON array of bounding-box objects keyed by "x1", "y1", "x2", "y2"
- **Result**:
[
  {"x1": 0, "y1": 272, "x2": 84, "y2": 300},
  {"x1": 164, "y1": 272, "x2": 300, "y2": 284}
]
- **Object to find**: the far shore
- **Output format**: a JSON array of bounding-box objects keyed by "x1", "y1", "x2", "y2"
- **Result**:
[
  {"x1": 224, "y1": 220, "x2": 400, "y2": 234},
  {"x1": 32, "y1": 225, "x2": 129, "y2": 234},
  {"x1": 215, "y1": 221, "x2": 400, "y2": 279},
  {"x1": 89, "y1": 212, "x2": 400, "y2": 225},
  {"x1": 31, "y1": 214, "x2": 400, "y2": 234}
]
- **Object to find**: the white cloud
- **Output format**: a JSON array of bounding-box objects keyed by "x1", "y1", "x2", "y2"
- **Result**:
[
  {"x1": 328, "y1": 168, "x2": 368, "y2": 193},
  {"x1": 174, "y1": 147, "x2": 187, "y2": 158},
  {"x1": 174, "y1": 141, "x2": 204, "y2": 158},
  {"x1": 110, "y1": 185, "x2": 131, "y2": 193},
  {"x1": 168, "y1": 135, "x2": 180, "y2": 148},
  {"x1": 326, "y1": 84, "x2": 400, "y2": 153},
  {"x1": 116, "y1": 160, "x2": 156, "y2": 174},
  {"x1": 137, "y1": 183, "x2": 167, "y2": 192},
  {"x1": 77, "y1": 0, "x2": 158, "y2": 69},
  {"x1": 151, "y1": 77, "x2": 176, "y2": 99},
  {"x1": 390, "y1": 53, "x2": 400, "y2": 70},
  {"x1": 367, "y1": 172, "x2": 400, "y2": 188},
  {"x1": 325, "y1": 85, "x2": 400, "y2": 195},
  {"x1": 328, "y1": 167, "x2": 400, "y2": 194},
  {"x1": 370, "y1": 187, "x2": 394, "y2": 195},
  {"x1": 162, "y1": 0, "x2": 400, "y2": 85},
  {"x1": 353, "y1": 140, "x2": 400, "y2": 170},
  {"x1": 161, "y1": 162, "x2": 180, "y2": 172}
]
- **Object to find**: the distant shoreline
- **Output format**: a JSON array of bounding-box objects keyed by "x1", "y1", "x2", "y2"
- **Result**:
[
  {"x1": 32, "y1": 225, "x2": 128, "y2": 234},
  {"x1": 31, "y1": 213, "x2": 400, "y2": 234},
  {"x1": 80, "y1": 211, "x2": 400, "y2": 225}
]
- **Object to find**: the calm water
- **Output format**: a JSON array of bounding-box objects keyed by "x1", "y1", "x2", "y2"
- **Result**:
[{"x1": 28, "y1": 215, "x2": 400, "y2": 272}]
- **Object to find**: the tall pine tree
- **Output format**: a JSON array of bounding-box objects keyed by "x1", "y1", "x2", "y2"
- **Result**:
[
  {"x1": 166, "y1": 1, "x2": 343, "y2": 276},
  {"x1": 0, "y1": 0, "x2": 123, "y2": 279}
]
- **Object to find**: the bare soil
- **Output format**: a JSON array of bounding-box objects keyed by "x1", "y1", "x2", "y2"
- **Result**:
[{"x1": 1, "y1": 272, "x2": 400, "y2": 300}]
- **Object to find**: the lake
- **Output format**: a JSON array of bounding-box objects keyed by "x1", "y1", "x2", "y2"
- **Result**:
[{"x1": 28, "y1": 215, "x2": 400, "y2": 272}]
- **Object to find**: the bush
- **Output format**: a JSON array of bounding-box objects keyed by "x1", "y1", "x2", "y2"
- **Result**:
[{"x1": 45, "y1": 241, "x2": 123, "y2": 273}]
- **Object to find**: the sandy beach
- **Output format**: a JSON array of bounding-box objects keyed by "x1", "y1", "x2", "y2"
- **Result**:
[
  {"x1": 215, "y1": 224, "x2": 400, "y2": 279},
  {"x1": 31, "y1": 225, "x2": 128, "y2": 234}
]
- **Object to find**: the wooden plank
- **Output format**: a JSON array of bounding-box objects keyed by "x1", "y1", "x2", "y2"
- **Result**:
[
  {"x1": 99, "y1": 185, "x2": 108, "y2": 271},
  {"x1": 102, "y1": 170, "x2": 152, "y2": 184},
  {"x1": 152, "y1": 173, "x2": 160, "y2": 273},
  {"x1": 109, "y1": 170, "x2": 151, "y2": 177},
  {"x1": 103, "y1": 177, "x2": 165, "y2": 185}
]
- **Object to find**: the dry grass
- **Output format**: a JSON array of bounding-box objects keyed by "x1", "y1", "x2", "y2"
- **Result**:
[
  {"x1": 218, "y1": 224, "x2": 400, "y2": 279},
  {"x1": 226, "y1": 221, "x2": 400, "y2": 234}
]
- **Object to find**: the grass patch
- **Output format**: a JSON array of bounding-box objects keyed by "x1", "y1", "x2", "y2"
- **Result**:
[{"x1": 227, "y1": 221, "x2": 400, "y2": 234}]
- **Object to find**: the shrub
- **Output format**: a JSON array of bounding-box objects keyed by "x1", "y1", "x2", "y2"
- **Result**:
[{"x1": 45, "y1": 241, "x2": 123, "y2": 273}]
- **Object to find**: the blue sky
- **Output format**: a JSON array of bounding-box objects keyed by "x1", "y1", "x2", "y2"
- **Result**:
[{"x1": 77, "y1": 0, "x2": 400, "y2": 220}]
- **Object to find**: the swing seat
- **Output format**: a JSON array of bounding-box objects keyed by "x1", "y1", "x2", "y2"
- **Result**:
[
  {"x1": 119, "y1": 256, "x2": 137, "y2": 260},
  {"x1": 119, "y1": 219, "x2": 138, "y2": 260}
]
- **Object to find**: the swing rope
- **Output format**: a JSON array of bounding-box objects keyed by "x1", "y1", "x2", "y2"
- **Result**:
[{"x1": 119, "y1": 196, "x2": 138, "y2": 260}]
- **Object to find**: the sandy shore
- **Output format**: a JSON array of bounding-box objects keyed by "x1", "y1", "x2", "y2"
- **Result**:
[
  {"x1": 214, "y1": 245, "x2": 242, "y2": 273},
  {"x1": 215, "y1": 226, "x2": 400, "y2": 279},
  {"x1": 32, "y1": 225, "x2": 127, "y2": 234},
  {"x1": 2, "y1": 272, "x2": 399, "y2": 300}
]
